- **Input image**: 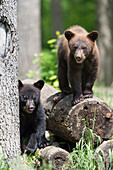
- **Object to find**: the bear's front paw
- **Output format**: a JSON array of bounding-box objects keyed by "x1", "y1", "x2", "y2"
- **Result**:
[
  {"x1": 26, "y1": 143, "x2": 37, "y2": 153},
  {"x1": 72, "y1": 95, "x2": 83, "y2": 106},
  {"x1": 26, "y1": 135, "x2": 37, "y2": 153},
  {"x1": 38, "y1": 139, "x2": 52, "y2": 149},
  {"x1": 83, "y1": 90, "x2": 93, "y2": 99}
]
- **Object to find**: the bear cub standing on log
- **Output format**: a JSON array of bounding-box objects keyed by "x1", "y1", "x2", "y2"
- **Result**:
[
  {"x1": 54, "y1": 25, "x2": 99, "y2": 105},
  {"x1": 19, "y1": 80, "x2": 51, "y2": 153}
]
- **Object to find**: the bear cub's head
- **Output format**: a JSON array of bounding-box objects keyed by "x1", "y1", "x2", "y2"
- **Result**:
[
  {"x1": 19, "y1": 80, "x2": 44, "y2": 114},
  {"x1": 65, "y1": 29, "x2": 98, "y2": 64}
]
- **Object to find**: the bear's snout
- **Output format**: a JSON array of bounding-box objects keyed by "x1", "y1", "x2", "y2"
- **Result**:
[{"x1": 74, "y1": 49, "x2": 86, "y2": 64}]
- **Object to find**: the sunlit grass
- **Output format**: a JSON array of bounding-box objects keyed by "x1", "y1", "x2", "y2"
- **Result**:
[{"x1": 94, "y1": 87, "x2": 113, "y2": 108}]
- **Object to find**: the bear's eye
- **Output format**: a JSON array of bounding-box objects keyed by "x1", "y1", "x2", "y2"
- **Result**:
[
  {"x1": 72, "y1": 46, "x2": 77, "y2": 51},
  {"x1": 82, "y1": 46, "x2": 87, "y2": 50},
  {"x1": 33, "y1": 95, "x2": 38, "y2": 101},
  {"x1": 33, "y1": 96, "x2": 36, "y2": 100},
  {"x1": 23, "y1": 95, "x2": 28, "y2": 100}
]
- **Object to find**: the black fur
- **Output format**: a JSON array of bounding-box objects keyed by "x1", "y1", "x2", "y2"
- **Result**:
[{"x1": 19, "y1": 80, "x2": 51, "y2": 153}]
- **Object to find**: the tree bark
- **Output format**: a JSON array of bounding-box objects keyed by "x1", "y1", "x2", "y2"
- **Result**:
[
  {"x1": 95, "y1": 139, "x2": 113, "y2": 170},
  {"x1": 51, "y1": 0, "x2": 63, "y2": 37},
  {"x1": 17, "y1": 0, "x2": 41, "y2": 80},
  {"x1": 0, "y1": 0, "x2": 20, "y2": 158},
  {"x1": 96, "y1": 0, "x2": 113, "y2": 86},
  {"x1": 23, "y1": 80, "x2": 113, "y2": 144}
]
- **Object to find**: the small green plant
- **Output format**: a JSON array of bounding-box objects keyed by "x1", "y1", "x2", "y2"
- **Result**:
[
  {"x1": 62, "y1": 118, "x2": 104, "y2": 170},
  {"x1": 0, "y1": 146, "x2": 9, "y2": 170},
  {"x1": 39, "y1": 160, "x2": 53, "y2": 170},
  {"x1": 109, "y1": 149, "x2": 113, "y2": 170},
  {"x1": 26, "y1": 31, "x2": 62, "y2": 89}
]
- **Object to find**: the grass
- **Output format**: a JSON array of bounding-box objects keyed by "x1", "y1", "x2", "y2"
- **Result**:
[
  {"x1": 62, "y1": 118, "x2": 104, "y2": 170},
  {"x1": 93, "y1": 86, "x2": 113, "y2": 108}
]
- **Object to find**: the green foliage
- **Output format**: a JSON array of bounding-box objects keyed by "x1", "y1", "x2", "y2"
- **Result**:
[
  {"x1": 41, "y1": 0, "x2": 96, "y2": 48},
  {"x1": 26, "y1": 32, "x2": 61, "y2": 89},
  {"x1": 109, "y1": 149, "x2": 113, "y2": 170},
  {"x1": 93, "y1": 87, "x2": 113, "y2": 108},
  {"x1": 62, "y1": 121, "x2": 103, "y2": 170},
  {"x1": 39, "y1": 160, "x2": 53, "y2": 170},
  {"x1": 9, "y1": 154, "x2": 35, "y2": 170},
  {"x1": 0, "y1": 146, "x2": 9, "y2": 170},
  {"x1": 62, "y1": 0, "x2": 96, "y2": 31}
]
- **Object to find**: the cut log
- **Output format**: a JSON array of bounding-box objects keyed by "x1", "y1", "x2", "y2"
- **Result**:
[
  {"x1": 39, "y1": 146, "x2": 69, "y2": 169},
  {"x1": 22, "y1": 80, "x2": 113, "y2": 143},
  {"x1": 95, "y1": 139, "x2": 113, "y2": 170},
  {"x1": 41, "y1": 84, "x2": 113, "y2": 143}
]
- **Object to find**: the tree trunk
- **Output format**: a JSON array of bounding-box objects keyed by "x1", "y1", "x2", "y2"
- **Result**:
[
  {"x1": 23, "y1": 80, "x2": 113, "y2": 144},
  {"x1": 96, "y1": 0, "x2": 113, "y2": 86},
  {"x1": 51, "y1": 0, "x2": 63, "y2": 37},
  {"x1": 0, "y1": 0, "x2": 20, "y2": 158},
  {"x1": 17, "y1": 0, "x2": 41, "y2": 80}
]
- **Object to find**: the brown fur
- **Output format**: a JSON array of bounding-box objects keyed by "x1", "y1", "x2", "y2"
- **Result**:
[{"x1": 57, "y1": 25, "x2": 99, "y2": 105}]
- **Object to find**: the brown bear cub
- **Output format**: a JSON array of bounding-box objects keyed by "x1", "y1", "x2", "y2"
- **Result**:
[
  {"x1": 19, "y1": 80, "x2": 51, "y2": 153},
  {"x1": 54, "y1": 25, "x2": 99, "y2": 105}
]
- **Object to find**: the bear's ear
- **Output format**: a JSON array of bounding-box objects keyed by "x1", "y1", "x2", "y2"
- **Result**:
[
  {"x1": 34, "y1": 80, "x2": 44, "y2": 90},
  {"x1": 64, "y1": 30, "x2": 75, "y2": 41},
  {"x1": 87, "y1": 31, "x2": 98, "y2": 42},
  {"x1": 18, "y1": 80, "x2": 23, "y2": 89}
]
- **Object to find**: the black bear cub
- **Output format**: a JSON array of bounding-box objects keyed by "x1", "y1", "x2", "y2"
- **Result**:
[
  {"x1": 19, "y1": 80, "x2": 51, "y2": 153},
  {"x1": 54, "y1": 25, "x2": 99, "y2": 105}
]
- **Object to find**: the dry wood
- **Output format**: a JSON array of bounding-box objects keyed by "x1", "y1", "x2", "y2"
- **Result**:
[
  {"x1": 95, "y1": 139, "x2": 113, "y2": 170},
  {"x1": 23, "y1": 80, "x2": 113, "y2": 144},
  {"x1": 41, "y1": 84, "x2": 113, "y2": 143},
  {"x1": 39, "y1": 145, "x2": 69, "y2": 169}
]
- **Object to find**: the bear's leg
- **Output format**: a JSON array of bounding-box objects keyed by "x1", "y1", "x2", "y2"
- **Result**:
[
  {"x1": 69, "y1": 70, "x2": 83, "y2": 105},
  {"x1": 82, "y1": 60, "x2": 98, "y2": 99},
  {"x1": 53, "y1": 61, "x2": 72, "y2": 103},
  {"x1": 20, "y1": 134, "x2": 24, "y2": 154},
  {"x1": 26, "y1": 133, "x2": 38, "y2": 153},
  {"x1": 83, "y1": 82, "x2": 93, "y2": 99},
  {"x1": 58, "y1": 62, "x2": 72, "y2": 94}
]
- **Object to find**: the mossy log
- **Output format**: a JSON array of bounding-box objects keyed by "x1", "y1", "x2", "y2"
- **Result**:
[{"x1": 23, "y1": 80, "x2": 113, "y2": 144}]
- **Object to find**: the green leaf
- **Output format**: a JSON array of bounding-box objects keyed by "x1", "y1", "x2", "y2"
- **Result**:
[
  {"x1": 53, "y1": 80, "x2": 59, "y2": 88},
  {"x1": 51, "y1": 49, "x2": 57, "y2": 54},
  {"x1": 47, "y1": 39, "x2": 57, "y2": 44},
  {"x1": 49, "y1": 75, "x2": 57, "y2": 80},
  {"x1": 32, "y1": 58, "x2": 39, "y2": 64},
  {"x1": 34, "y1": 53, "x2": 38, "y2": 57}
]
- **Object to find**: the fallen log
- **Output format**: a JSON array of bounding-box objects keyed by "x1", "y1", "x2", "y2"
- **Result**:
[
  {"x1": 23, "y1": 80, "x2": 113, "y2": 144},
  {"x1": 41, "y1": 84, "x2": 113, "y2": 143},
  {"x1": 39, "y1": 145, "x2": 69, "y2": 169},
  {"x1": 95, "y1": 139, "x2": 113, "y2": 170}
]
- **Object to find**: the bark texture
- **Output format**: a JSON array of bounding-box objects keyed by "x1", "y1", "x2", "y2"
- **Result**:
[
  {"x1": 41, "y1": 85, "x2": 113, "y2": 143},
  {"x1": 51, "y1": 0, "x2": 63, "y2": 37},
  {"x1": 18, "y1": 0, "x2": 41, "y2": 79},
  {"x1": 0, "y1": 0, "x2": 20, "y2": 158},
  {"x1": 96, "y1": 0, "x2": 113, "y2": 86},
  {"x1": 95, "y1": 139, "x2": 113, "y2": 170},
  {"x1": 23, "y1": 80, "x2": 113, "y2": 144},
  {"x1": 39, "y1": 146, "x2": 69, "y2": 169}
]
